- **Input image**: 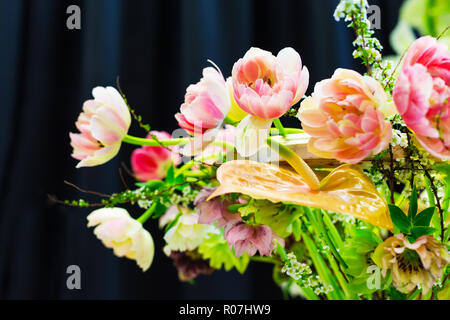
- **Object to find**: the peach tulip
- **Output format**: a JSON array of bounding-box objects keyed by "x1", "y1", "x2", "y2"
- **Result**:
[
  {"x1": 131, "y1": 131, "x2": 181, "y2": 181},
  {"x1": 87, "y1": 207, "x2": 154, "y2": 271},
  {"x1": 393, "y1": 36, "x2": 450, "y2": 160},
  {"x1": 298, "y1": 69, "x2": 393, "y2": 164},
  {"x1": 70, "y1": 86, "x2": 131, "y2": 168},
  {"x1": 232, "y1": 47, "x2": 309, "y2": 156}
]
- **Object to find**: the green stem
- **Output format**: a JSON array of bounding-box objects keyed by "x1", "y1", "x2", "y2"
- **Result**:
[
  {"x1": 123, "y1": 134, "x2": 190, "y2": 147},
  {"x1": 175, "y1": 161, "x2": 195, "y2": 177},
  {"x1": 318, "y1": 215, "x2": 347, "y2": 269},
  {"x1": 270, "y1": 127, "x2": 304, "y2": 135},
  {"x1": 182, "y1": 171, "x2": 210, "y2": 178},
  {"x1": 137, "y1": 201, "x2": 158, "y2": 224},
  {"x1": 211, "y1": 140, "x2": 235, "y2": 151},
  {"x1": 250, "y1": 256, "x2": 278, "y2": 264},
  {"x1": 322, "y1": 211, "x2": 344, "y2": 249},
  {"x1": 273, "y1": 118, "x2": 286, "y2": 137},
  {"x1": 301, "y1": 229, "x2": 344, "y2": 300}
]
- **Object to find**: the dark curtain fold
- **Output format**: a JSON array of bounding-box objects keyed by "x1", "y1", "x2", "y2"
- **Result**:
[{"x1": 0, "y1": 0, "x2": 402, "y2": 299}]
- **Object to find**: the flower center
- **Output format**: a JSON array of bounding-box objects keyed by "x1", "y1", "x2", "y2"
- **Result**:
[{"x1": 397, "y1": 248, "x2": 423, "y2": 273}]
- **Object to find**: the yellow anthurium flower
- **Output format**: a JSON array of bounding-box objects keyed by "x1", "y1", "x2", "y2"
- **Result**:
[{"x1": 208, "y1": 159, "x2": 392, "y2": 230}]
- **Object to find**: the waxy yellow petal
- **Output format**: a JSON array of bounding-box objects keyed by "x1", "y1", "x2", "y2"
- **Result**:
[{"x1": 209, "y1": 160, "x2": 392, "y2": 230}]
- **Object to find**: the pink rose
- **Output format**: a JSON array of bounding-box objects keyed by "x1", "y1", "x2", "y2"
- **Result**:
[
  {"x1": 131, "y1": 131, "x2": 181, "y2": 181},
  {"x1": 298, "y1": 69, "x2": 393, "y2": 164},
  {"x1": 232, "y1": 47, "x2": 309, "y2": 156},
  {"x1": 393, "y1": 36, "x2": 450, "y2": 160},
  {"x1": 70, "y1": 86, "x2": 131, "y2": 168}
]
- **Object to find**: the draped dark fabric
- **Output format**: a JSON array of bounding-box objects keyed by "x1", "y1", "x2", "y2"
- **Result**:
[{"x1": 0, "y1": 0, "x2": 402, "y2": 299}]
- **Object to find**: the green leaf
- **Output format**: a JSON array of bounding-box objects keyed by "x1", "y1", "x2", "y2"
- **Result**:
[
  {"x1": 135, "y1": 180, "x2": 165, "y2": 191},
  {"x1": 389, "y1": 287, "x2": 407, "y2": 300},
  {"x1": 227, "y1": 203, "x2": 247, "y2": 213},
  {"x1": 408, "y1": 185, "x2": 418, "y2": 220},
  {"x1": 164, "y1": 212, "x2": 182, "y2": 233},
  {"x1": 275, "y1": 240, "x2": 288, "y2": 262},
  {"x1": 173, "y1": 173, "x2": 185, "y2": 186},
  {"x1": 414, "y1": 207, "x2": 435, "y2": 227},
  {"x1": 165, "y1": 165, "x2": 175, "y2": 185},
  {"x1": 151, "y1": 201, "x2": 169, "y2": 219},
  {"x1": 292, "y1": 219, "x2": 301, "y2": 241},
  {"x1": 411, "y1": 226, "x2": 436, "y2": 240},
  {"x1": 198, "y1": 232, "x2": 250, "y2": 274},
  {"x1": 252, "y1": 201, "x2": 301, "y2": 238},
  {"x1": 389, "y1": 204, "x2": 412, "y2": 234}
]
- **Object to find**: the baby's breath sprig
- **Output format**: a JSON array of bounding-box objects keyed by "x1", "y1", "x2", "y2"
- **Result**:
[
  {"x1": 334, "y1": 0, "x2": 395, "y2": 92},
  {"x1": 281, "y1": 252, "x2": 333, "y2": 296}
]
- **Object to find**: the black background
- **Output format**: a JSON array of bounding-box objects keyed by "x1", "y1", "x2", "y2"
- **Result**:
[{"x1": 0, "y1": 0, "x2": 402, "y2": 299}]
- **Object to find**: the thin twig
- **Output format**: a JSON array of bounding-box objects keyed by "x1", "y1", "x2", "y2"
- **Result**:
[
  {"x1": 351, "y1": 14, "x2": 371, "y2": 75},
  {"x1": 63, "y1": 180, "x2": 110, "y2": 198},
  {"x1": 47, "y1": 194, "x2": 104, "y2": 208},
  {"x1": 119, "y1": 168, "x2": 129, "y2": 189},
  {"x1": 422, "y1": 167, "x2": 445, "y2": 242},
  {"x1": 388, "y1": 146, "x2": 395, "y2": 204},
  {"x1": 116, "y1": 76, "x2": 151, "y2": 133},
  {"x1": 437, "y1": 25, "x2": 450, "y2": 40},
  {"x1": 405, "y1": 131, "x2": 415, "y2": 187},
  {"x1": 121, "y1": 161, "x2": 135, "y2": 178}
]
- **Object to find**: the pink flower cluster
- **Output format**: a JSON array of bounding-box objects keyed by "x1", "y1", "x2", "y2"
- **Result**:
[
  {"x1": 195, "y1": 187, "x2": 282, "y2": 257},
  {"x1": 394, "y1": 36, "x2": 450, "y2": 160}
]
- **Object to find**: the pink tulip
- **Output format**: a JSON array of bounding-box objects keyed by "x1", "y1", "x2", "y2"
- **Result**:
[
  {"x1": 175, "y1": 66, "x2": 231, "y2": 156},
  {"x1": 393, "y1": 36, "x2": 450, "y2": 160},
  {"x1": 298, "y1": 68, "x2": 393, "y2": 164},
  {"x1": 131, "y1": 131, "x2": 181, "y2": 181},
  {"x1": 231, "y1": 47, "x2": 309, "y2": 156},
  {"x1": 70, "y1": 86, "x2": 131, "y2": 168},
  {"x1": 87, "y1": 207, "x2": 154, "y2": 271}
]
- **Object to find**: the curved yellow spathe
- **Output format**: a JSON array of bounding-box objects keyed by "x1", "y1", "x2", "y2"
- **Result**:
[{"x1": 208, "y1": 160, "x2": 392, "y2": 230}]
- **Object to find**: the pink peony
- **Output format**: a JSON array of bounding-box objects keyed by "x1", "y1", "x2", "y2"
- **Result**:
[
  {"x1": 70, "y1": 86, "x2": 131, "y2": 168},
  {"x1": 298, "y1": 68, "x2": 393, "y2": 164},
  {"x1": 393, "y1": 36, "x2": 450, "y2": 160},
  {"x1": 131, "y1": 131, "x2": 181, "y2": 181},
  {"x1": 231, "y1": 47, "x2": 309, "y2": 156},
  {"x1": 175, "y1": 66, "x2": 231, "y2": 156}
]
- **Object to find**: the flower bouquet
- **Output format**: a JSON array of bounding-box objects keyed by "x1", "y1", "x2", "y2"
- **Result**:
[{"x1": 55, "y1": 0, "x2": 450, "y2": 300}]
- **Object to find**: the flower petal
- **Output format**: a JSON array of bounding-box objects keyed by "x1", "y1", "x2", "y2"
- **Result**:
[
  {"x1": 209, "y1": 160, "x2": 392, "y2": 230},
  {"x1": 235, "y1": 115, "x2": 273, "y2": 157}
]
